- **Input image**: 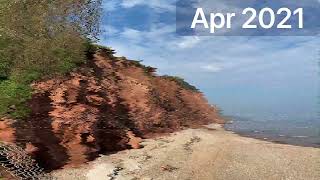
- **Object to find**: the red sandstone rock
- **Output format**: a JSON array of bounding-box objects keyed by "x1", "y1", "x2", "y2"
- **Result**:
[
  {"x1": 127, "y1": 131, "x2": 142, "y2": 149},
  {"x1": 1, "y1": 51, "x2": 223, "y2": 171}
]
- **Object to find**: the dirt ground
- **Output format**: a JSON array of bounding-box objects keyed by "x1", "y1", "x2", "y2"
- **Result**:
[{"x1": 51, "y1": 124, "x2": 320, "y2": 180}]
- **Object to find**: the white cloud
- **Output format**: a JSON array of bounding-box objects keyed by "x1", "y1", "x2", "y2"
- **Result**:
[
  {"x1": 201, "y1": 64, "x2": 222, "y2": 73},
  {"x1": 102, "y1": 0, "x2": 119, "y2": 11},
  {"x1": 177, "y1": 37, "x2": 202, "y2": 49},
  {"x1": 147, "y1": 25, "x2": 176, "y2": 37},
  {"x1": 117, "y1": 25, "x2": 176, "y2": 45},
  {"x1": 100, "y1": 25, "x2": 120, "y2": 42},
  {"x1": 121, "y1": 0, "x2": 175, "y2": 12},
  {"x1": 98, "y1": 0, "x2": 319, "y2": 118},
  {"x1": 121, "y1": 28, "x2": 142, "y2": 41},
  {"x1": 200, "y1": 61, "x2": 235, "y2": 73},
  {"x1": 99, "y1": 0, "x2": 319, "y2": 90},
  {"x1": 103, "y1": 32, "x2": 319, "y2": 85},
  {"x1": 121, "y1": 0, "x2": 144, "y2": 8}
]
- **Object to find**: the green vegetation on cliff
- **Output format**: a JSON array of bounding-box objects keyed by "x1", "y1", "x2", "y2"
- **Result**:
[
  {"x1": 0, "y1": 0, "x2": 102, "y2": 118},
  {"x1": 161, "y1": 75, "x2": 199, "y2": 92}
]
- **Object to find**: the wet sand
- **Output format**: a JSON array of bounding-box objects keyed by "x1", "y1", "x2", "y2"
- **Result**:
[{"x1": 51, "y1": 124, "x2": 320, "y2": 180}]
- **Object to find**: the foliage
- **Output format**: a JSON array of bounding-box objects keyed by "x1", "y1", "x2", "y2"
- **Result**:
[
  {"x1": 127, "y1": 59, "x2": 157, "y2": 74},
  {"x1": 0, "y1": 80, "x2": 32, "y2": 118},
  {"x1": 0, "y1": 0, "x2": 102, "y2": 118},
  {"x1": 87, "y1": 43, "x2": 116, "y2": 58},
  {"x1": 161, "y1": 75, "x2": 199, "y2": 92}
]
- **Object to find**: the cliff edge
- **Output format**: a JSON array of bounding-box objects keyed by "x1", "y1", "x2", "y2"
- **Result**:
[{"x1": 0, "y1": 48, "x2": 223, "y2": 172}]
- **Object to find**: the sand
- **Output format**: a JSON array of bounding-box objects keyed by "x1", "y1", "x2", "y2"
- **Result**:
[{"x1": 51, "y1": 124, "x2": 320, "y2": 180}]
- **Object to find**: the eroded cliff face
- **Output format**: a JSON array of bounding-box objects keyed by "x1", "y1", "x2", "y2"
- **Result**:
[{"x1": 0, "y1": 50, "x2": 223, "y2": 171}]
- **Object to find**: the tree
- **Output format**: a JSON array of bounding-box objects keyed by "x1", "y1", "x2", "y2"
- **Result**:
[
  {"x1": 0, "y1": 0, "x2": 103, "y2": 117},
  {"x1": 0, "y1": 0, "x2": 102, "y2": 79}
]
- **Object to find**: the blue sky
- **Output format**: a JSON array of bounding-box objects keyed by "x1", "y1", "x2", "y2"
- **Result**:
[{"x1": 100, "y1": 0, "x2": 319, "y2": 120}]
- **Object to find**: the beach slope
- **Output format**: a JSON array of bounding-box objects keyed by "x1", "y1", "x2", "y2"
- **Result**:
[{"x1": 52, "y1": 124, "x2": 320, "y2": 180}]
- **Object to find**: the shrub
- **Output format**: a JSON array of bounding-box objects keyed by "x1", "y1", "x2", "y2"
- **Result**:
[
  {"x1": 0, "y1": 0, "x2": 103, "y2": 118},
  {"x1": 126, "y1": 60, "x2": 157, "y2": 74},
  {"x1": 161, "y1": 75, "x2": 199, "y2": 92},
  {"x1": 0, "y1": 80, "x2": 32, "y2": 118}
]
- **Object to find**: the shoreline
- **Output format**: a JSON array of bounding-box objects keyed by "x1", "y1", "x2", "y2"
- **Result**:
[
  {"x1": 219, "y1": 114, "x2": 320, "y2": 148},
  {"x1": 51, "y1": 124, "x2": 320, "y2": 180},
  {"x1": 222, "y1": 120, "x2": 320, "y2": 148},
  {"x1": 224, "y1": 129, "x2": 320, "y2": 148}
]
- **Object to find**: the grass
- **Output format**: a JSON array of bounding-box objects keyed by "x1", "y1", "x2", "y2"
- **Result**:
[{"x1": 161, "y1": 75, "x2": 199, "y2": 92}]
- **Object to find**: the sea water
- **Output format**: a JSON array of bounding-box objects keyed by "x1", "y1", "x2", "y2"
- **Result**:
[
  {"x1": 224, "y1": 113, "x2": 320, "y2": 147},
  {"x1": 205, "y1": 83, "x2": 320, "y2": 147}
]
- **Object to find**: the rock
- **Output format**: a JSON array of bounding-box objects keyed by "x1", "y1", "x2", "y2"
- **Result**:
[
  {"x1": 25, "y1": 143, "x2": 39, "y2": 154},
  {"x1": 127, "y1": 131, "x2": 142, "y2": 149},
  {"x1": 160, "y1": 165, "x2": 177, "y2": 172}
]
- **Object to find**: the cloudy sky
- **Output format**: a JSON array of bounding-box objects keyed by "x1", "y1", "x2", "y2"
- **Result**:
[{"x1": 100, "y1": 0, "x2": 319, "y2": 120}]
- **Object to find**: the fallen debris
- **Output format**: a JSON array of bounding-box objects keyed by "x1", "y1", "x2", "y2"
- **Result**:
[{"x1": 160, "y1": 165, "x2": 178, "y2": 172}]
